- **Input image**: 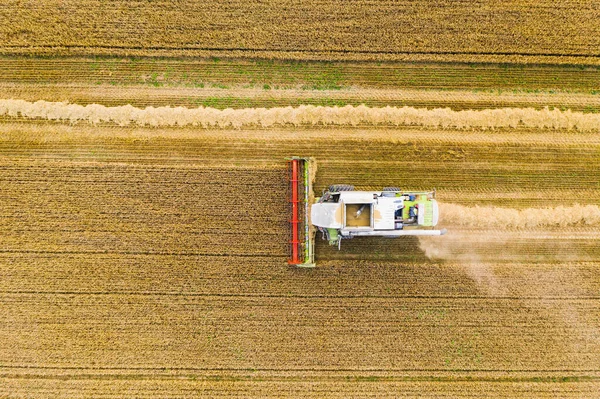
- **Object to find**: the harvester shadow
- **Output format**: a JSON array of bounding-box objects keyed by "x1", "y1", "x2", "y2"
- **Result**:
[{"x1": 314, "y1": 234, "x2": 435, "y2": 263}]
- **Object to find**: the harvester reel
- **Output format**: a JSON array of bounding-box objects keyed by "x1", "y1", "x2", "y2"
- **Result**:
[
  {"x1": 383, "y1": 187, "x2": 401, "y2": 192},
  {"x1": 286, "y1": 156, "x2": 316, "y2": 267},
  {"x1": 328, "y1": 184, "x2": 354, "y2": 192}
]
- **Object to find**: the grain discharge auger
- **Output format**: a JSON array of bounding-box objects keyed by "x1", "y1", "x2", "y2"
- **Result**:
[{"x1": 287, "y1": 157, "x2": 447, "y2": 267}]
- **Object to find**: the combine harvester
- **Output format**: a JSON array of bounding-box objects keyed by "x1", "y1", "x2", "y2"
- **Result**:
[{"x1": 287, "y1": 157, "x2": 447, "y2": 267}]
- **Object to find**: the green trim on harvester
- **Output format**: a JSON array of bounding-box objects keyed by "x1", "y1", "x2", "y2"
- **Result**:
[
  {"x1": 403, "y1": 194, "x2": 435, "y2": 227},
  {"x1": 327, "y1": 228, "x2": 339, "y2": 246},
  {"x1": 304, "y1": 160, "x2": 310, "y2": 263}
]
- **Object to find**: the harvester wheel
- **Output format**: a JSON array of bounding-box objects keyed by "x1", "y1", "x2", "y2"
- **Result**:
[
  {"x1": 328, "y1": 184, "x2": 354, "y2": 192},
  {"x1": 383, "y1": 187, "x2": 401, "y2": 192}
]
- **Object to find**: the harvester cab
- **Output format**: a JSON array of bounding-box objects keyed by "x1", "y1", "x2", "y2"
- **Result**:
[{"x1": 286, "y1": 157, "x2": 446, "y2": 267}]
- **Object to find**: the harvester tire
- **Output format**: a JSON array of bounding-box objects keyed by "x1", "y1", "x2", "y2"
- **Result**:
[
  {"x1": 383, "y1": 187, "x2": 401, "y2": 192},
  {"x1": 328, "y1": 184, "x2": 354, "y2": 192}
]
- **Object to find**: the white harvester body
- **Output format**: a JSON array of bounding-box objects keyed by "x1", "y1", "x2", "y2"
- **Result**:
[{"x1": 311, "y1": 188, "x2": 446, "y2": 248}]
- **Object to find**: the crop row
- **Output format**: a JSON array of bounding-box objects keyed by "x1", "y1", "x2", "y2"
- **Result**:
[
  {"x1": 4, "y1": 86, "x2": 600, "y2": 114},
  {"x1": 2, "y1": 292, "x2": 599, "y2": 371},
  {"x1": 2, "y1": 375, "x2": 599, "y2": 398},
  {"x1": 0, "y1": 163, "x2": 288, "y2": 256},
  {"x1": 3, "y1": 100, "x2": 600, "y2": 131},
  {"x1": 2, "y1": 57, "x2": 600, "y2": 90},
  {"x1": 1, "y1": 127, "x2": 599, "y2": 206},
  {"x1": 2, "y1": 1, "x2": 599, "y2": 63},
  {"x1": 2, "y1": 235, "x2": 600, "y2": 295}
]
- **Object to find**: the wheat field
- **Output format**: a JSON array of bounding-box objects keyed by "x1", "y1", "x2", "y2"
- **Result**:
[
  {"x1": 2, "y1": 119, "x2": 600, "y2": 397},
  {"x1": 1, "y1": 2, "x2": 600, "y2": 397},
  {"x1": 2, "y1": 1, "x2": 600, "y2": 64}
]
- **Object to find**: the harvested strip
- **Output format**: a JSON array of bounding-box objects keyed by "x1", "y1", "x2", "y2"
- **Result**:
[
  {"x1": 1, "y1": 100, "x2": 600, "y2": 131},
  {"x1": 2, "y1": 58, "x2": 600, "y2": 92},
  {"x1": 439, "y1": 203, "x2": 600, "y2": 228},
  {"x1": 4, "y1": 85, "x2": 600, "y2": 113}
]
